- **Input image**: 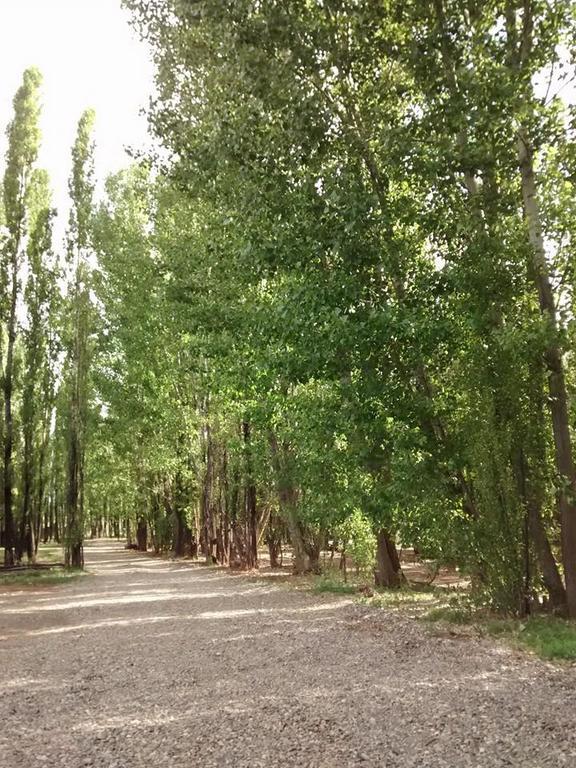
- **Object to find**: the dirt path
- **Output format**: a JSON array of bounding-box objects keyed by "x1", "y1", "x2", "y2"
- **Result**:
[{"x1": 1, "y1": 540, "x2": 575, "y2": 767}]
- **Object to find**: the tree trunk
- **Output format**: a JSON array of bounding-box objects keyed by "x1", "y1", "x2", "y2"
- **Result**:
[
  {"x1": 202, "y1": 423, "x2": 214, "y2": 564},
  {"x1": 242, "y1": 421, "x2": 258, "y2": 569},
  {"x1": 303, "y1": 530, "x2": 324, "y2": 575},
  {"x1": 222, "y1": 452, "x2": 231, "y2": 564},
  {"x1": 136, "y1": 518, "x2": 147, "y2": 551},
  {"x1": 65, "y1": 416, "x2": 84, "y2": 568},
  {"x1": 268, "y1": 431, "x2": 310, "y2": 574},
  {"x1": 266, "y1": 512, "x2": 283, "y2": 569},
  {"x1": 374, "y1": 529, "x2": 404, "y2": 589},
  {"x1": 513, "y1": 443, "x2": 567, "y2": 612},
  {"x1": 527, "y1": 500, "x2": 566, "y2": 612},
  {"x1": 517, "y1": 129, "x2": 576, "y2": 617},
  {"x1": 3, "y1": 261, "x2": 18, "y2": 566},
  {"x1": 286, "y1": 511, "x2": 309, "y2": 575},
  {"x1": 34, "y1": 433, "x2": 48, "y2": 557}
]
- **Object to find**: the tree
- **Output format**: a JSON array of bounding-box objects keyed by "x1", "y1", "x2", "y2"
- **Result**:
[
  {"x1": 63, "y1": 109, "x2": 96, "y2": 568},
  {"x1": 1, "y1": 68, "x2": 42, "y2": 566},
  {"x1": 18, "y1": 169, "x2": 57, "y2": 561},
  {"x1": 94, "y1": 0, "x2": 576, "y2": 614}
]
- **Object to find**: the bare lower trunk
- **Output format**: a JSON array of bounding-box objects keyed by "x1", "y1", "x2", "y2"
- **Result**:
[
  {"x1": 3, "y1": 265, "x2": 17, "y2": 567},
  {"x1": 245, "y1": 482, "x2": 258, "y2": 569},
  {"x1": 374, "y1": 529, "x2": 404, "y2": 589},
  {"x1": 18, "y1": 431, "x2": 34, "y2": 563},
  {"x1": 287, "y1": 513, "x2": 309, "y2": 575},
  {"x1": 136, "y1": 518, "x2": 147, "y2": 551},
  {"x1": 269, "y1": 432, "x2": 310, "y2": 574},
  {"x1": 266, "y1": 513, "x2": 283, "y2": 569},
  {"x1": 303, "y1": 530, "x2": 323, "y2": 575},
  {"x1": 513, "y1": 444, "x2": 566, "y2": 612},
  {"x1": 65, "y1": 420, "x2": 84, "y2": 568},
  {"x1": 242, "y1": 421, "x2": 259, "y2": 569},
  {"x1": 528, "y1": 501, "x2": 566, "y2": 612}
]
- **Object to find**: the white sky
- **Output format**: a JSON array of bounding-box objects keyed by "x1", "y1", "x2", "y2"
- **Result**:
[{"x1": 0, "y1": 0, "x2": 154, "y2": 239}]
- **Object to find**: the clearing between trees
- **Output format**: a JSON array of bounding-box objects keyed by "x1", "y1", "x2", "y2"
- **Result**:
[{"x1": 1, "y1": 539, "x2": 575, "y2": 768}]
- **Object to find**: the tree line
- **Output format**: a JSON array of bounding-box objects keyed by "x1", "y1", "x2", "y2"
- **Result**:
[
  {"x1": 3, "y1": 0, "x2": 576, "y2": 618},
  {"x1": 0, "y1": 69, "x2": 94, "y2": 568}
]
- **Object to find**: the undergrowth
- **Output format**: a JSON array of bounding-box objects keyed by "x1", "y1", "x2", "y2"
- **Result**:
[
  {"x1": 312, "y1": 575, "x2": 357, "y2": 594},
  {"x1": 425, "y1": 605, "x2": 576, "y2": 660},
  {"x1": 0, "y1": 568, "x2": 85, "y2": 587},
  {"x1": 310, "y1": 571, "x2": 576, "y2": 661}
]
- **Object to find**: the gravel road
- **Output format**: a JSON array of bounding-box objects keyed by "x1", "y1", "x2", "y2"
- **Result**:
[{"x1": 1, "y1": 539, "x2": 575, "y2": 768}]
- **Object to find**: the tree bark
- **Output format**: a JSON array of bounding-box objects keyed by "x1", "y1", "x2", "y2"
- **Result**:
[
  {"x1": 374, "y1": 529, "x2": 404, "y2": 588},
  {"x1": 136, "y1": 517, "x2": 147, "y2": 551}
]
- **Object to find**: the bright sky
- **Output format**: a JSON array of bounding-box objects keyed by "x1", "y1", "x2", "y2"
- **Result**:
[{"x1": 0, "y1": 0, "x2": 154, "y2": 238}]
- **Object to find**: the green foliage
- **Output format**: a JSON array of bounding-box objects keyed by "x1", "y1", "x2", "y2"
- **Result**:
[
  {"x1": 0, "y1": 6, "x2": 572, "y2": 618},
  {"x1": 336, "y1": 509, "x2": 376, "y2": 577},
  {"x1": 106, "y1": 0, "x2": 576, "y2": 610},
  {"x1": 3, "y1": 67, "x2": 42, "y2": 237},
  {"x1": 0, "y1": 1, "x2": 558, "y2": 614}
]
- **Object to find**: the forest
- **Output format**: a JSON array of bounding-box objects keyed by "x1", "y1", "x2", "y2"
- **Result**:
[{"x1": 2, "y1": 0, "x2": 576, "y2": 623}]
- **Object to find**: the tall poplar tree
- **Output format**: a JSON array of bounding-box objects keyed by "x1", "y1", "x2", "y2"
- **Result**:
[
  {"x1": 1, "y1": 67, "x2": 42, "y2": 566},
  {"x1": 18, "y1": 169, "x2": 56, "y2": 562},
  {"x1": 64, "y1": 109, "x2": 96, "y2": 568}
]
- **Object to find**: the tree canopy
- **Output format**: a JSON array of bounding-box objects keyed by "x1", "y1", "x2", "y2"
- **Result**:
[{"x1": 2, "y1": 1, "x2": 576, "y2": 617}]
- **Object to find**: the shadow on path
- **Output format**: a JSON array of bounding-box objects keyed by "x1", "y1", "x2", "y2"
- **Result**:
[{"x1": 1, "y1": 539, "x2": 575, "y2": 768}]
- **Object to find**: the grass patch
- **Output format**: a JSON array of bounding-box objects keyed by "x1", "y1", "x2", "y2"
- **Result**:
[
  {"x1": 518, "y1": 617, "x2": 576, "y2": 660},
  {"x1": 36, "y1": 544, "x2": 65, "y2": 564},
  {"x1": 312, "y1": 575, "x2": 358, "y2": 594},
  {"x1": 312, "y1": 575, "x2": 445, "y2": 606},
  {"x1": 368, "y1": 586, "x2": 441, "y2": 609},
  {"x1": 0, "y1": 567, "x2": 85, "y2": 588},
  {"x1": 425, "y1": 605, "x2": 475, "y2": 624},
  {"x1": 424, "y1": 604, "x2": 576, "y2": 660}
]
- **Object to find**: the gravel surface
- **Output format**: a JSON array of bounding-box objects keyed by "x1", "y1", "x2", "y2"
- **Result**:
[{"x1": 1, "y1": 539, "x2": 576, "y2": 768}]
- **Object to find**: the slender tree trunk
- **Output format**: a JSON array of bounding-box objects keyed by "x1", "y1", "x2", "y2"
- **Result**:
[
  {"x1": 242, "y1": 421, "x2": 258, "y2": 569},
  {"x1": 4, "y1": 260, "x2": 18, "y2": 565},
  {"x1": 65, "y1": 420, "x2": 84, "y2": 568},
  {"x1": 3, "y1": 261, "x2": 18, "y2": 566},
  {"x1": 202, "y1": 423, "x2": 214, "y2": 564},
  {"x1": 222, "y1": 450, "x2": 231, "y2": 563},
  {"x1": 18, "y1": 429, "x2": 34, "y2": 562},
  {"x1": 34, "y1": 432, "x2": 48, "y2": 557},
  {"x1": 513, "y1": 438, "x2": 566, "y2": 612},
  {"x1": 517, "y1": 130, "x2": 576, "y2": 617},
  {"x1": 269, "y1": 431, "x2": 309, "y2": 574},
  {"x1": 528, "y1": 500, "x2": 566, "y2": 612},
  {"x1": 66, "y1": 305, "x2": 85, "y2": 572}
]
